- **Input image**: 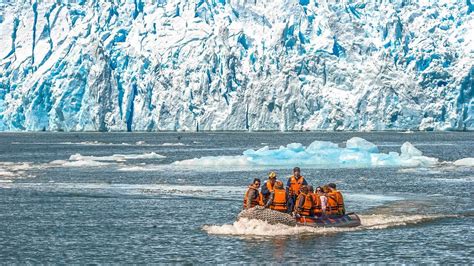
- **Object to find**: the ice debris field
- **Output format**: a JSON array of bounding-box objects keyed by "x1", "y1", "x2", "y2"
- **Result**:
[
  {"x1": 0, "y1": 1, "x2": 472, "y2": 131},
  {"x1": 1, "y1": 137, "x2": 473, "y2": 181},
  {"x1": 174, "y1": 137, "x2": 440, "y2": 169}
]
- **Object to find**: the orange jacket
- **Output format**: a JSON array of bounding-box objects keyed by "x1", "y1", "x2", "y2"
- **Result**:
[
  {"x1": 326, "y1": 193, "x2": 338, "y2": 215},
  {"x1": 287, "y1": 175, "x2": 306, "y2": 196},
  {"x1": 261, "y1": 181, "x2": 275, "y2": 204},
  {"x1": 243, "y1": 185, "x2": 263, "y2": 209},
  {"x1": 311, "y1": 193, "x2": 323, "y2": 216},
  {"x1": 270, "y1": 188, "x2": 288, "y2": 212},
  {"x1": 331, "y1": 190, "x2": 345, "y2": 215},
  {"x1": 295, "y1": 192, "x2": 313, "y2": 216}
]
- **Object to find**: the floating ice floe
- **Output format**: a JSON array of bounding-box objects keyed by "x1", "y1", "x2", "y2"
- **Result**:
[
  {"x1": 453, "y1": 158, "x2": 474, "y2": 167},
  {"x1": 173, "y1": 137, "x2": 438, "y2": 169},
  {"x1": 0, "y1": 168, "x2": 16, "y2": 177},
  {"x1": 69, "y1": 152, "x2": 166, "y2": 161},
  {"x1": 0, "y1": 162, "x2": 35, "y2": 179},
  {"x1": 48, "y1": 152, "x2": 166, "y2": 167},
  {"x1": 49, "y1": 159, "x2": 111, "y2": 167},
  {"x1": 161, "y1": 143, "x2": 186, "y2": 146}
]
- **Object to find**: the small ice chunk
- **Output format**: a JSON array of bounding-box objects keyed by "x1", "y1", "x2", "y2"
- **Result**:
[
  {"x1": 69, "y1": 152, "x2": 165, "y2": 162},
  {"x1": 346, "y1": 137, "x2": 379, "y2": 153},
  {"x1": 255, "y1": 146, "x2": 269, "y2": 153},
  {"x1": 400, "y1": 142, "x2": 423, "y2": 157},
  {"x1": 286, "y1": 143, "x2": 304, "y2": 152},
  {"x1": 49, "y1": 159, "x2": 111, "y2": 167},
  {"x1": 162, "y1": 143, "x2": 185, "y2": 146},
  {"x1": 0, "y1": 168, "x2": 16, "y2": 177},
  {"x1": 307, "y1": 141, "x2": 339, "y2": 151},
  {"x1": 453, "y1": 158, "x2": 474, "y2": 166},
  {"x1": 172, "y1": 155, "x2": 250, "y2": 167}
]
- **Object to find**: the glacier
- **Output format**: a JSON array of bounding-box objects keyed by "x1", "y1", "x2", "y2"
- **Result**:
[{"x1": 0, "y1": 0, "x2": 472, "y2": 131}]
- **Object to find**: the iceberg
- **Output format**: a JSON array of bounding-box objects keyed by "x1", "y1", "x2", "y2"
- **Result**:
[
  {"x1": 173, "y1": 137, "x2": 438, "y2": 169},
  {"x1": 0, "y1": 1, "x2": 472, "y2": 131}
]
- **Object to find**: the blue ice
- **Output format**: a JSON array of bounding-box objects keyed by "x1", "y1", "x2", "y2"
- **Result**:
[{"x1": 173, "y1": 137, "x2": 439, "y2": 169}]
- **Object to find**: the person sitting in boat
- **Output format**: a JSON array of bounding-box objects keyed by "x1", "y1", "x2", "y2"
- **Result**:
[
  {"x1": 311, "y1": 186, "x2": 324, "y2": 217},
  {"x1": 293, "y1": 185, "x2": 313, "y2": 217},
  {"x1": 243, "y1": 178, "x2": 263, "y2": 209},
  {"x1": 326, "y1": 183, "x2": 345, "y2": 215},
  {"x1": 261, "y1": 171, "x2": 277, "y2": 205},
  {"x1": 307, "y1": 185, "x2": 316, "y2": 213},
  {"x1": 324, "y1": 185, "x2": 339, "y2": 216},
  {"x1": 286, "y1": 167, "x2": 307, "y2": 211},
  {"x1": 264, "y1": 180, "x2": 289, "y2": 213}
]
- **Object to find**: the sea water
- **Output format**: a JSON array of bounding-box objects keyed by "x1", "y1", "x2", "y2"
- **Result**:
[{"x1": 0, "y1": 132, "x2": 472, "y2": 263}]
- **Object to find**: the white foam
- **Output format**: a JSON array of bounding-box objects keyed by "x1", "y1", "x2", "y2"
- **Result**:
[
  {"x1": 203, "y1": 214, "x2": 449, "y2": 237},
  {"x1": 345, "y1": 193, "x2": 403, "y2": 202},
  {"x1": 359, "y1": 214, "x2": 447, "y2": 229},
  {"x1": 453, "y1": 158, "x2": 474, "y2": 167}
]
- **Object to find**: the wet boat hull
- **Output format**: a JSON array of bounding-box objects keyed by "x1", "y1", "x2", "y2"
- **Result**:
[{"x1": 295, "y1": 213, "x2": 361, "y2": 228}]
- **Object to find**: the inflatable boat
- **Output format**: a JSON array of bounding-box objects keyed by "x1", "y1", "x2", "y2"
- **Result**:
[
  {"x1": 295, "y1": 213, "x2": 361, "y2": 228},
  {"x1": 238, "y1": 207, "x2": 361, "y2": 228}
]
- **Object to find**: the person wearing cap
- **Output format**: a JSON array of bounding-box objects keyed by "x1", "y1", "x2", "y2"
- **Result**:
[
  {"x1": 264, "y1": 180, "x2": 289, "y2": 213},
  {"x1": 293, "y1": 185, "x2": 313, "y2": 217},
  {"x1": 261, "y1": 171, "x2": 277, "y2": 205},
  {"x1": 286, "y1": 167, "x2": 308, "y2": 211}
]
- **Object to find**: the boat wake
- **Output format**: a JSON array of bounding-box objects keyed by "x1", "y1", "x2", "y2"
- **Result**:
[{"x1": 203, "y1": 214, "x2": 454, "y2": 237}]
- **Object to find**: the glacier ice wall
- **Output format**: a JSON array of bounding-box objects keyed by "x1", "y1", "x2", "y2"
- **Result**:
[{"x1": 0, "y1": 0, "x2": 472, "y2": 131}]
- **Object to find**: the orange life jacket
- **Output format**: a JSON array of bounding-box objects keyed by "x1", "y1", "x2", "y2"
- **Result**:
[
  {"x1": 295, "y1": 192, "x2": 313, "y2": 216},
  {"x1": 288, "y1": 175, "x2": 305, "y2": 196},
  {"x1": 332, "y1": 190, "x2": 345, "y2": 215},
  {"x1": 311, "y1": 193, "x2": 323, "y2": 216},
  {"x1": 262, "y1": 181, "x2": 275, "y2": 203},
  {"x1": 243, "y1": 186, "x2": 263, "y2": 209},
  {"x1": 270, "y1": 188, "x2": 287, "y2": 212},
  {"x1": 326, "y1": 193, "x2": 338, "y2": 215}
]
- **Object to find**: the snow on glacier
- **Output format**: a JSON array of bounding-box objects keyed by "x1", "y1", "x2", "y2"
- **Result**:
[
  {"x1": 0, "y1": 0, "x2": 472, "y2": 131},
  {"x1": 172, "y1": 137, "x2": 438, "y2": 169}
]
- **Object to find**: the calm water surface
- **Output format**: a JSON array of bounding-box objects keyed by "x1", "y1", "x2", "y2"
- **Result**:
[{"x1": 0, "y1": 132, "x2": 473, "y2": 263}]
